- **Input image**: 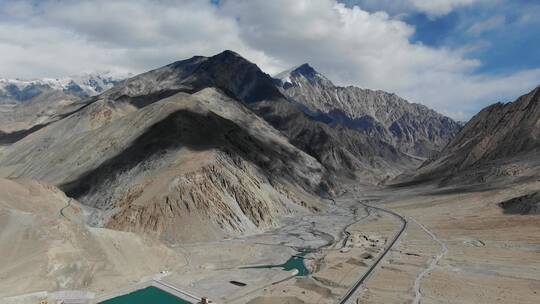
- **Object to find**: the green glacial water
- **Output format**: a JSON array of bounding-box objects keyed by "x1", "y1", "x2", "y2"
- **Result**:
[
  {"x1": 243, "y1": 251, "x2": 310, "y2": 276},
  {"x1": 99, "y1": 287, "x2": 191, "y2": 304}
]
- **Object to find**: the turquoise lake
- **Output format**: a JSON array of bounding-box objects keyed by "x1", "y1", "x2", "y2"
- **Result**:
[
  {"x1": 242, "y1": 251, "x2": 310, "y2": 276},
  {"x1": 99, "y1": 287, "x2": 192, "y2": 304}
]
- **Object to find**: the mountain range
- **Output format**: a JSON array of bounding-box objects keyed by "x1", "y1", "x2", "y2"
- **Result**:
[
  {"x1": 3, "y1": 50, "x2": 535, "y2": 243},
  {"x1": 0, "y1": 72, "x2": 125, "y2": 102},
  {"x1": 274, "y1": 63, "x2": 461, "y2": 158}
]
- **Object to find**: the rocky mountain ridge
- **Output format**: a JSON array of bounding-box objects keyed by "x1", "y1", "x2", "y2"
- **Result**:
[
  {"x1": 408, "y1": 85, "x2": 540, "y2": 185},
  {"x1": 89, "y1": 51, "x2": 421, "y2": 181},
  {"x1": 274, "y1": 63, "x2": 462, "y2": 157}
]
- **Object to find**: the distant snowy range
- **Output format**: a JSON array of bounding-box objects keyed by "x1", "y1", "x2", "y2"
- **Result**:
[
  {"x1": 0, "y1": 72, "x2": 128, "y2": 138},
  {"x1": 0, "y1": 71, "x2": 128, "y2": 104}
]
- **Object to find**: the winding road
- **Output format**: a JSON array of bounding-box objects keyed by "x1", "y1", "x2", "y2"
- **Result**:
[
  {"x1": 59, "y1": 198, "x2": 72, "y2": 219},
  {"x1": 338, "y1": 200, "x2": 408, "y2": 304}
]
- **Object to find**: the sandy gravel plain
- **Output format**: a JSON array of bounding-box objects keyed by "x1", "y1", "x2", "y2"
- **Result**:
[
  {"x1": 2, "y1": 178, "x2": 539, "y2": 304},
  {"x1": 353, "y1": 180, "x2": 540, "y2": 304}
]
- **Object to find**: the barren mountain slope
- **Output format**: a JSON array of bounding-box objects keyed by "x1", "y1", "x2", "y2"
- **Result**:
[
  {"x1": 275, "y1": 64, "x2": 461, "y2": 157},
  {"x1": 250, "y1": 99, "x2": 418, "y2": 183},
  {"x1": 0, "y1": 88, "x2": 326, "y2": 242},
  {"x1": 0, "y1": 178, "x2": 185, "y2": 297},
  {"x1": 100, "y1": 50, "x2": 281, "y2": 106},
  {"x1": 98, "y1": 50, "x2": 420, "y2": 181},
  {"x1": 411, "y1": 85, "x2": 540, "y2": 184}
]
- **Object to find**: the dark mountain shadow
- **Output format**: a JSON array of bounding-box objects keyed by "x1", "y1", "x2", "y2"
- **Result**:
[
  {"x1": 115, "y1": 89, "x2": 186, "y2": 108},
  {"x1": 61, "y1": 109, "x2": 322, "y2": 201},
  {"x1": 0, "y1": 124, "x2": 48, "y2": 145}
]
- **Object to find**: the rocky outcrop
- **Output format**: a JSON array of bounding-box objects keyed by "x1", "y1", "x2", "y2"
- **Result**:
[
  {"x1": 106, "y1": 152, "x2": 298, "y2": 242},
  {"x1": 274, "y1": 64, "x2": 461, "y2": 158}
]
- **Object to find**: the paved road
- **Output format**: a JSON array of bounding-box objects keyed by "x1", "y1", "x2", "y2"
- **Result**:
[{"x1": 338, "y1": 200, "x2": 408, "y2": 304}]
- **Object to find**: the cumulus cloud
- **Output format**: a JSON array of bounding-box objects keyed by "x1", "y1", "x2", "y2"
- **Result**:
[
  {"x1": 0, "y1": 0, "x2": 283, "y2": 77},
  {"x1": 0, "y1": 0, "x2": 538, "y2": 120},
  {"x1": 343, "y1": 0, "x2": 478, "y2": 18}
]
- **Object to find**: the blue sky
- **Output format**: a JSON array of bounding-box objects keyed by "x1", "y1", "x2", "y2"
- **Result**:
[
  {"x1": 402, "y1": 1, "x2": 540, "y2": 76},
  {"x1": 341, "y1": 0, "x2": 540, "y2": 117},
  {"x1": 0, "y1": 0, "x2": 539, "y2": 120}
]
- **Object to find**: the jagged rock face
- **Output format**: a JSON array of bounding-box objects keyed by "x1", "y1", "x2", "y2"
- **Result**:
[
  {"x1": 413, "y1": 86, "x2": 540, "y2": 182},
  {"x1": 275, "y1": 64, "x2": 461, "y2": 157},
  {"x1": 0, "y1": 88, "x2": 326, "y2": 242},
  {"x1": 105, "y1": 151, "x2": 295, "y2": 241},
  {"x1": 250, "y1": 100, "x2": 418, "y2": 183}
]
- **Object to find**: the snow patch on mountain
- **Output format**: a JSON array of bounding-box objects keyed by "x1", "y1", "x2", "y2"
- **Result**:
[
  {"x1": 0, "y1": 71, "x2": 129, "y2": 102},
  {"x1": 274, "y1": 63, "x2": 330, "y2": 88}
]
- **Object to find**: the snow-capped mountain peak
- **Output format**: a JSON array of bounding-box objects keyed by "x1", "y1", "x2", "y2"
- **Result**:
[
  {"x1": 0, "y1": 71, "x2": 129, "y2": 102},
  {"x1": 274, "y1": 63, "x2": 331, "y2": 88}
]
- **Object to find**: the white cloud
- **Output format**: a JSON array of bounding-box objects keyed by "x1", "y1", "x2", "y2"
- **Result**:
[
  {"x1": 0, "y1": 0, "x2": 283, "y2": 78},
  {"x1": 343, "y1": 0, "x2": 478, "y2": 18},
  {"x1": 467, "y1": 15, "x2": 506, "y2": 36},
  {"x1": 402, "y1": 68, "x2": 540, "y2": 121},
  {"x1": 0, "y1": 0, "x2": 538, "y2": 120},
  {"x1": 410, "y1": 0, "x2": 477, "y2": 18}
]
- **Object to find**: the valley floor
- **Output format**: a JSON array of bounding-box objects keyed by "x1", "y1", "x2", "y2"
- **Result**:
[
  {"x1": 3, "y1": 179, "x2": 540, "y2": 304},
  {"x1": 354, "y1": 181, "x2": 540, "y2": 304}
]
